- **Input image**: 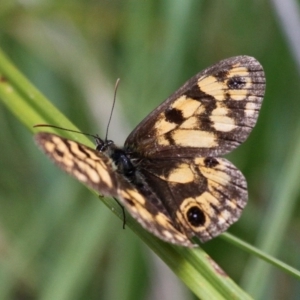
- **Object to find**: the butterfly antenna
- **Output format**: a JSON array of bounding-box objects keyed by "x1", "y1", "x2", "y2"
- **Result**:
[
  {"x1": 105, "y1": 78, "x2": 120, "y2": 142},
  {"x1": 33, "y1": 124, "x2": 98, "y2": 139}
]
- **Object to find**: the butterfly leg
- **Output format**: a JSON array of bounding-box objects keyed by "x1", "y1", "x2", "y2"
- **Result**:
[{"x1": 113, "y1": 197, "x2": 126, "y2": 229}]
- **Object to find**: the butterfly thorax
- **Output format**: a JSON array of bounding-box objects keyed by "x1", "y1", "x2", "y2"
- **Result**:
[
  {"x1": 110, "y1": 148, "x2": 135, "y2": 178},
  {"x1": 96, "y1": 137, "x2": 136, "y2": 180}
]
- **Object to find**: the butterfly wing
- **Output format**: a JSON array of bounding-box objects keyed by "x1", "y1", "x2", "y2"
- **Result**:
[
  {"x1": 117, "y1": 182, "x2": 194, "y2": 246},
  {"x1": 125, "y1": 56, "x2": 265, "y2": 158},
  {"x1": 35, "y1": 132, "x2": 194, "y2": 247},
  {"x1": 137, "y1": 156, "x2": 247, "y2": 242},
  {"x1": 35, "y1": 133, "x2": 120, "y2": 197}
]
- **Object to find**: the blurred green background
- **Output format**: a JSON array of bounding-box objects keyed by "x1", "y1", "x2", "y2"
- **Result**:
[{"x1": 0, "y1": 1, "x2": 300, "y2": 299}]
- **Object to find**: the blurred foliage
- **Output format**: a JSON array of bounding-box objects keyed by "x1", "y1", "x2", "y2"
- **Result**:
[{"x1": 0, "y1": 0, "x2": 300, "y2": 299}]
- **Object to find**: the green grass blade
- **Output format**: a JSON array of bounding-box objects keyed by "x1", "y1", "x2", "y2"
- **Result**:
[{"x1": 222, "y1": 233, "x2": 300, "y2": 281}]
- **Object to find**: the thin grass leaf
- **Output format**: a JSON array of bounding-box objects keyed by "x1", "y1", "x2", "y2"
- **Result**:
[{"x1": 222, "y1": 233, "x2": 300, "y2": 281}]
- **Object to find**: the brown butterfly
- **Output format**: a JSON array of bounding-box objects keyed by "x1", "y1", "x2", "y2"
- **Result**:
[{"x1": 35, "y1": 56, "x2": 265, "y2": 247}]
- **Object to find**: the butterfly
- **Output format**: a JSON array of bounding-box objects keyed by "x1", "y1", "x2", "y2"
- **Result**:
[{"x1": 35, "y1": 56, "x2": 265, "y2": 247}]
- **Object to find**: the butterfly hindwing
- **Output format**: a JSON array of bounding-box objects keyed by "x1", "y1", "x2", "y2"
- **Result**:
[
  {"x1": 137, "y1": 156, "x2": 247, "y2": 242},
  {"x1": 117, "y1": 183, "x2": 194, "y2": 246},
  {"x1": 125, "y1": 56, "x2": 265, "y2": 158}
]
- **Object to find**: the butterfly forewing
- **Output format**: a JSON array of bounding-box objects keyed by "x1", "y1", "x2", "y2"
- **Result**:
[
  {"x1": 35, "y1": 55, "x2": 265, "y2": 247},
  {"x1": 125, "y1": 56, "x2": 265, "y2": 158},
  {"x1": 35, "y1": 133, "x2": 119, "y2": 197}
]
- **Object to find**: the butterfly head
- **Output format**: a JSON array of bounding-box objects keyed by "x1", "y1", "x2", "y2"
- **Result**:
[{"x1": 95, "y1": 136, "x2": 114, "y2": 152}]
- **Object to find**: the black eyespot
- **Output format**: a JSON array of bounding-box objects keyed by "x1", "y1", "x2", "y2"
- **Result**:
[
  {"x1": 204, "y1": 157, "x2": 219, "y2": 168},
  {"x1": 187, "y1": 206, "x2": 206, "y2": 227},
  {"x1": 227, "y1": 76, "x2": 246, "y2": 89}
]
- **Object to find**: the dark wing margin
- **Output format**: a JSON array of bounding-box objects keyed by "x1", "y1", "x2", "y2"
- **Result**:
[{"x1": 125, "y1": 56, "x2": 265, "y2": 158}]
